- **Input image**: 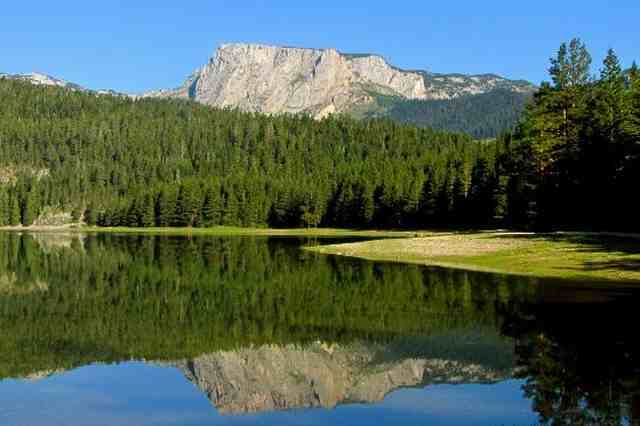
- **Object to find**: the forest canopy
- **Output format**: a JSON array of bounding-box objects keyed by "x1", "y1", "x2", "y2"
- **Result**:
[{"x1": 0, "y1": 39, "x2": 638, "y2": 231}]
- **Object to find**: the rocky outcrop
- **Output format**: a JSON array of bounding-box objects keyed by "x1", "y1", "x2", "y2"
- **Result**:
[
  {"x1": 176, "y1": 342, "x2": 510, "y2": 415},
  {"x1": 146, "y1": 43, "x2": 535, "y2": 119}
]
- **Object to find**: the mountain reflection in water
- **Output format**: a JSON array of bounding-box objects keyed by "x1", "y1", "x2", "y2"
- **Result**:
[{"x1": 0, "y1": 232, "x2": 638, "y2": 425}]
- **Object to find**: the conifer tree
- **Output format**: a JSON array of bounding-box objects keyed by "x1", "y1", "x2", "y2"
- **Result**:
[
  {"x1": 84, "y1": 203, "x2": 97, "y2": 226},
  {"x1": 21, "y1": 191, "x2": 39, "y2": 226},
  {"x1": 8, "y1": 195, "x2": 20, "y2": 226},
  {"x1": 201, "y1": 186, "x2": 222, "y2": 227},
  {"x1": 155, "y1": 189, "x2": 176, "y2": 227},
  {"x1": 0, "y1": 189, "x2": 8, "y2": 226},
  {"x1": 141, "y1": 194, "x2": 155, "y2": 227}
]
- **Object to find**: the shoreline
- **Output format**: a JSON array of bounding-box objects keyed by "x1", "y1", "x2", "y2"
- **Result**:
[
  {"x1": 0, "y1": 225, "x2": 427, "y2": 238},
  {"x1": 2, "y1": 226, "x2": 639, "y2": 283},
  {"x1": 305, "y1": 232, "x2": 640, "y2": 283}
]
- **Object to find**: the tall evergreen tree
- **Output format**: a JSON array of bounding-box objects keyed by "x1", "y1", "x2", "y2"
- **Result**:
[{"x1": 201, "y1": 186, "x2": 222, "y2": 227}]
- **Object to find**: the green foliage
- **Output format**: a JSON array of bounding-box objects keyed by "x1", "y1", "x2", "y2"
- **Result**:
[
  {"x1": 0, "y1": 79, "x2": 507, "y2": 230},
  {"x1": 0, "y1": 37, "x2": 637, "y2": 233},
  {"x1": 359, "y1": 89, "x2": 532, "y2": 139},
  {"x1": 517, "y1": 40, "x2": 639, "y2": 230}
]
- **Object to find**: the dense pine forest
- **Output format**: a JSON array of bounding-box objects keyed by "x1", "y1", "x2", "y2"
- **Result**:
[
  {"x1": 0, "y1": 39, "x2": 638, "y2": 231},
  {"x1": 364, "y1": 88, "x2": 531, "y2": 139}
]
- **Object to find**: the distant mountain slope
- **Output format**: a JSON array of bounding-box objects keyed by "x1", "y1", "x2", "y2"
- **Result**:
[{"x1": 355, "y1": 89, "x2": 532, "y2": 138}]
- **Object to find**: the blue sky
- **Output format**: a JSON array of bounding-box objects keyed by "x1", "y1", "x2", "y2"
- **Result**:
[
  {"x1": 0, "y1": 363, "x2": 537, "y2": 426},
  {"x1": 1, "y1": 1, "x2": 638, "y2": 93}
]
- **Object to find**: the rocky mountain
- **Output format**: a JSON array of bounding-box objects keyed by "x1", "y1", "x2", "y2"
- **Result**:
[
  {"x1": 0, "y1": 72, "x2": 130, "y2": 98},
  {"x1": 175, "y1": 341, "x2": 511, "y2": 415},
  {"x1": 146, "y1": 43, "x2": 535, "y2": 125},
  {"x1": 0, "y1": 72, "x2": 84, "y2": 91}
]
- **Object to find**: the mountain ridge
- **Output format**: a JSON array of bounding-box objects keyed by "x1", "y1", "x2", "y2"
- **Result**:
[{"x1": 144, "y1": 42, "x2": 535, "y2": 121}]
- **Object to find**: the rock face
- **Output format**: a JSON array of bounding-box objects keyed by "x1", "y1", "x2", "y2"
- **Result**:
[
  {"x1": 147, "y1": 43, "x2": 535, "y2": 119},
  {"x1": 176, "y1": 342, "x2": 509, "y2": 415}
]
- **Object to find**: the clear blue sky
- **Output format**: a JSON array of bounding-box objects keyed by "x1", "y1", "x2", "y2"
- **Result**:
[{"x1": 1, "y1": 1, "x2": 638, "y2": 93}]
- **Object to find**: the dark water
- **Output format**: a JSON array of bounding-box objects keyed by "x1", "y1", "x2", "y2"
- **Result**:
[{"x1": 0, "y1": 233, "x2": 638, "y2": 425}]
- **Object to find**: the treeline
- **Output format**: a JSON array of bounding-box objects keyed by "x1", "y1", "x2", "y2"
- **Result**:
[{"x1": 0, "y1": 39, "x2": 638, "y2": 231}]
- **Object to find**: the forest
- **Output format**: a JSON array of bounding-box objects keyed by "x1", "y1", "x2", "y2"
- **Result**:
[
  {"x1": 365, "y1": 88, "x2": 531, "y2": 139},
  {"x1": 0, "y1": 39, "x2": 638, "y2": 231}
]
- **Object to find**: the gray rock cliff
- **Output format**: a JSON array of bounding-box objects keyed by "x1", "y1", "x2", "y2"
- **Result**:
[{"x1": 146, "y1": 43, "x2": 535, "y2": 119}]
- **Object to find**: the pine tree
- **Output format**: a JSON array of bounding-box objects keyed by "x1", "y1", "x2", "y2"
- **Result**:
[
  {"x1": 155, "y1": 189, "x2": 176, "y2": 227},
  {"x1": 418, "y1": 172, "x2": 437, "y2": 226},
  {"x1": 0, "y1": 189, "x2": 8, "y2": 226},
  {"x1": 467, "y1": 158, "x2": 496, "y2": 226},
  {"x1": 8, "y1": 195, "x2": 20, "y2": 226},
  {"x1": 451, "y1": 172, "x2": 467, "y2": 225},
  {"x1": 126, "y1": 199, "x2": 140, "y2": 227},
  {"x1": 201, "y1": 186, "x2": 222, "y2": 227},
  {"x1": 84, "y1": 203, "x2": 97, "y2": 226},
  {"x1": 21, "y1": 191, "x2": 39, "y2": 226},
  {"x1": 141, "y1": 194, "x2": 155, "y2": 227},
  {"x1": 357, "y1": 182, "x2": 375, "y2": 228},
  {"x1": 549, "y1": 42, "x2": 570, "y2": 90},
  {"x1": 222, "y1": 186, "x2": 240, "y2": 227}
]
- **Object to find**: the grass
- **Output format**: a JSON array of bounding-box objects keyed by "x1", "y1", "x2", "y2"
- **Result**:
[{"x1": 307, "y1": 232, "x2": 640, "y2": 283}]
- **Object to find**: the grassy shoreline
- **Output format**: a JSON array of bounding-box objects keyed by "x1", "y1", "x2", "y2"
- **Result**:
[
  {"x1": 307, "y1": 232, "x2": 640, "y2": 283},
  {"x1": 2, "y1": 226, "x2": 639, "y2": 283}
]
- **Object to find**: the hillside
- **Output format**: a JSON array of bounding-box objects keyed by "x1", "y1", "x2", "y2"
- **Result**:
[{"x1": 0, "y1": 78, "x2": 491, "y2": 230}]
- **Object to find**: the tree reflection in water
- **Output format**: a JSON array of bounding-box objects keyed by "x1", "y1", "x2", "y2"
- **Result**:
[{"x1": 0, "y1": 232, "x2": 638, "y2": 423}]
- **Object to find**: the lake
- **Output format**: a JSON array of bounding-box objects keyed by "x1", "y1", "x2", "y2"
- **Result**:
[{"x1": 0, "y1": 233, "x2": 638, "y2": 425}]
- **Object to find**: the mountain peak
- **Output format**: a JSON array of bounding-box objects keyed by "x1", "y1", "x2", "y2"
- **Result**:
[{"x1": 0, "y1": 72, "x2": 81, "y2": 90}]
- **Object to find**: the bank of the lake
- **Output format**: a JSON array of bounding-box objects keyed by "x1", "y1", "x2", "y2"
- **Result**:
[
  {"x1": 0, "y1": 225, "x2": 426, "y2": 239},
  {"x1": 307, "y1": 232, "x2": 640, "y2": 283},
  {"x1": 2, "y1": 226, "x2": 639, "y2": 283}
]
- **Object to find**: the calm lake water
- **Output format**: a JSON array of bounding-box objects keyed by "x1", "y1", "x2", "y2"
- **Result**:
[{"x1": 0, "y1": 233, "x2": 638, "y2": 425}]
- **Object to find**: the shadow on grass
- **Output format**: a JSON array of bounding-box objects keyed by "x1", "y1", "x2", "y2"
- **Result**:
[
  {"x1": 581, "y1": 259, "x2": 640, "y2": 272},
  {"x1": 490, "y1": 233, "x2": 640, "y2": 274}
]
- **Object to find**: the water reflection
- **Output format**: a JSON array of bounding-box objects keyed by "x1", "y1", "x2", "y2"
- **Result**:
[
  {"x1": 0, "y1": 232, "x2": 638, "y2": 425},
  {"x1": 177, "y1": 338, "x2": 511, "y2": 414}
]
